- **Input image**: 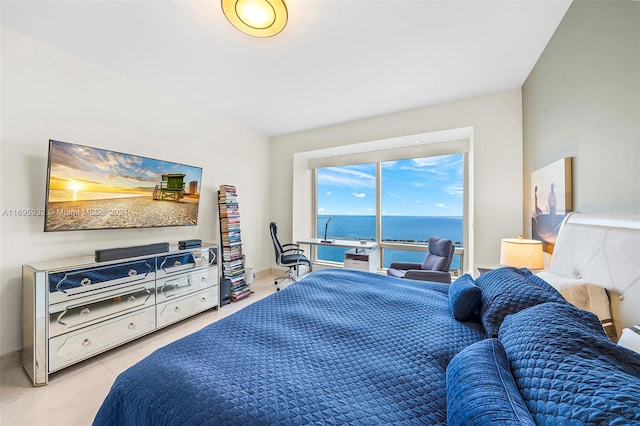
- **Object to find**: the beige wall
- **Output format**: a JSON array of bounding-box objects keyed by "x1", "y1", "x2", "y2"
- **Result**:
[
  {"x1": 522, "y1": 0, "x2": 640, "y2": 235},
  {"x1": 271, "y1": 89, "x2": 524, "y2": 274},
  {"x1": 0, "y1": 28, "x2": 273, "y2": 356}
]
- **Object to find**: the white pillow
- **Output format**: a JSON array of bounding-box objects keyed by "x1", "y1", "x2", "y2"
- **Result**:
[
  {"x1": 617, "y1": 326, "x2": 640, "y2": 355},
  {"x1": 536, "y1": 272, "x2": 616, "y2": 340}
]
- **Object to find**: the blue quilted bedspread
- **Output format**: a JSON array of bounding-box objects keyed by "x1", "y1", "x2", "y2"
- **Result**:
[{"x1": 93, "y1": 269, "x2": 485, "y2": 425}]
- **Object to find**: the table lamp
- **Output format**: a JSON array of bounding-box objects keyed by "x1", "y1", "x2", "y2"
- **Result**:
[{"x1": 500, "y1": 236, "x2": 544, "y2": 270}]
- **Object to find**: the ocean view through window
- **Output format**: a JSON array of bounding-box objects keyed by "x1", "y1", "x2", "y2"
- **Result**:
[
  {"x1": 316, "y1": 215, "x2": 463, "y2": 269},
  {"x1": 316, "y1": 154, "x2": 464, "y2": 270}
]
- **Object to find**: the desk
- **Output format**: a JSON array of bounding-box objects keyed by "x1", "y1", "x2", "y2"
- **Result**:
[
  {"x1": 297, "y1": 238, "x2": 378, "y2": 272},
  {"x1": 297, "y1": 238, "x2": 377, "y2": 252}
]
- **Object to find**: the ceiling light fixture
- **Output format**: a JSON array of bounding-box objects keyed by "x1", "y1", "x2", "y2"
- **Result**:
[{"x1": 222, "y1": 0, "x2": 288, "y2": 38}]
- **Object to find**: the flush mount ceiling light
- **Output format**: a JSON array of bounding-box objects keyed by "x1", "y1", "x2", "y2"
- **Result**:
[{"x1": 222, "y1": 0, "x2": 288, "y2": 38}]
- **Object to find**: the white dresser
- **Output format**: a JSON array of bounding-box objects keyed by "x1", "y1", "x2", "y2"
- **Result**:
[{"x1": 22, "y1": 244, "x2": 219, "y2": 386}]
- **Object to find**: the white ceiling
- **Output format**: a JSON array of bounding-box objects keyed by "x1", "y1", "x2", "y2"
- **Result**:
[{"x1": 1, "y1": 0, "x2": 572, "y2": 137}]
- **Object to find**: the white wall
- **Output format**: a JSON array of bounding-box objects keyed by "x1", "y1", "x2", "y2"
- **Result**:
[
  {"x1": 523, "y1": 0, "x2": 640, "y2": 229},
  {"x1": 0, "y1": 27, "x2": 273, "y2": 356},
  {"x1": 271, "y1": 89, "x2": 524, "y2": 273}
]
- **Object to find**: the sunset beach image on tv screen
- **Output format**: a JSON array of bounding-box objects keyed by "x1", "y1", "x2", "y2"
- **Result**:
[{"x1": 44, "y1": 140, "x2": 202, "y2": 232}]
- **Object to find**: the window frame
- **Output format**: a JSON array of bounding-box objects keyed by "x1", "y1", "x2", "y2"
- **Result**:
[{"x1": 312, "y1": 143, "x2": 468, "y2": 273}]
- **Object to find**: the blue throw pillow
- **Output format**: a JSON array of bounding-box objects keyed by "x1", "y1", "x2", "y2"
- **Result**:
[
  {"x1": 448, "y1": 274, "x2": 482, "y2": 322},
  {"x1": 475, "y1": 267, "x2": 566, "y2": 337},
  {"x1": 446, "y1": 338, "x2": 536, "y2": 426}
]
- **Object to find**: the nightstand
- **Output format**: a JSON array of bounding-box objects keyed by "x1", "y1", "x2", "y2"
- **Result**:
[{"x1": 477, "y1": 266, "x2": 496, "y2": 275}]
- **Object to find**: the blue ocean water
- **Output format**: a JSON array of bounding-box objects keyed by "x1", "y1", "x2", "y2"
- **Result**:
[{"x1": 316, "y1": 215, "x2": 463, "y2": 269}]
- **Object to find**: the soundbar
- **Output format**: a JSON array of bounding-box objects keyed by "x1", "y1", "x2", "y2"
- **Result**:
[
  {"x1": 179, "y1": 239, "x2": 202, "y2": 249},
  {"x1": 95, "y1": 242, "x2": 170, "y2": 262}
]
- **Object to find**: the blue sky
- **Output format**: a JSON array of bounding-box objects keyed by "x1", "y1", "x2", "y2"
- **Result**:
[{"x1": 317, "y1": 153, "x2": 463, "y2": 217}]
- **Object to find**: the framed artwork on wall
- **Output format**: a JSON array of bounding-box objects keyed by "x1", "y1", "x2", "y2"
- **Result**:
[{"x1": 531, "y1": 157, "x2": 573, "y2": 254}]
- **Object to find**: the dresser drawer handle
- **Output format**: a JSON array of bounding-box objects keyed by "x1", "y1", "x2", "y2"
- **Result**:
[
  {"x1": 173, "y1": 306, "x2": 180, "y2": 313},
  {"x1": 201, "y1": 297, "x2": 207, "y2": 303},
  {"x1": 80, "y1": 308, "x2": 91, "y2": 317},
  {"x1": 128, "y1": 269, "x2": 138, "y2": 277},
  {"x1": 82, "y1": 339, "x2": 91, "y2": 347},
  {"x1": 80, "y1": 278, "x2": 91, "y2": 286},
  {"x1": 128, "y1": 322, "x2": 136, "y2": 330},
  {"x1": 128, "y1": 295, "x2": 136, "y2": 303},
  {"x1": 160, "y1": 254, "x2": 196, "y2": 273},
  {"x1": 201, "y1": 276, "x2": 206, "y2": 282}
]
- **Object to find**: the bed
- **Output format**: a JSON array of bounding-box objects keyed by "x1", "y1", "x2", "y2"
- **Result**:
[
  {"x1": 94, "y1": 213, "x2": 640, "y2": 425},
  {"x1": 93, "y1": 270, "x2": 485, "y2": 424}
]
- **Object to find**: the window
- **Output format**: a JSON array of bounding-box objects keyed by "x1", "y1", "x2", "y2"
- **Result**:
[
  {"x1": 381, "y1": 154, "x2": 463, "y2": 269},
  {"x1": 314, "y1": 153, "x2": 464, "y2": 270},
  {"x1": 316, "y1": 164, "x2": 376, "y2": 262}
]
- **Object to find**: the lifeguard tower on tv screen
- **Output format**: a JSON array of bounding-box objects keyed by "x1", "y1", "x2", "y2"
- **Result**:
[{"x1": 153, "y1": 174, "x2": 185, "y2": 202}]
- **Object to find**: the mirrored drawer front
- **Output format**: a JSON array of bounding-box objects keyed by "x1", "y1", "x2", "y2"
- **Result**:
[
  {"x1": 190, "y1": 247, "x2": 217, "y2": 268},
  {"x1": 156, "y1": 247, "x2": 217, "y2": 277},
  {"x1": 49, "y1": 306, "x2": 155, "y2": 372},
  {"x1": 156, "y1": 287, "x2": 218, "y2": 328},
  {"x1": 156, "y1": 268, "x2": 216, "y2": 301},
  {"x1": 49, "y1": 283, "x2": 155, "y2": 338},
  {"x1": 157, "y1": 252, "x2": 197, "y2": 276},
  {"x1": 48, "y1": 258, "x2": 155, "y2": 301}
]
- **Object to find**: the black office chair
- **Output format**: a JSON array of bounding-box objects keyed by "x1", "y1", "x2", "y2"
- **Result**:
[
  {"x1": 386, "y1": 236, "x2": 455, "y2": 283},
  {"x1": 269, "y1": 222, "x2": 312, "y2": 290}
]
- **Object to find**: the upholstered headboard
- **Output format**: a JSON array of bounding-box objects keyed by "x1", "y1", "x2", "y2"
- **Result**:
[{"x1": 542, "y1": 212, "x2": 640, "y2": 336}]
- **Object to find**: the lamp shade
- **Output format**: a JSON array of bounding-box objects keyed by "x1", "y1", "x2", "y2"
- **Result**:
[
  {"x1": 500, "y1": 237, "x2": 544, "y2": 269},
  {"x1": 222, "y1": 0, "x2": 288, "y2": 38}
]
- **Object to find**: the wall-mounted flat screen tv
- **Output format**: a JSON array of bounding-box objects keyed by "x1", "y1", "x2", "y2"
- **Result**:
[{"x1": 44, "y1": 140, "x2": 203, "y2": 232}]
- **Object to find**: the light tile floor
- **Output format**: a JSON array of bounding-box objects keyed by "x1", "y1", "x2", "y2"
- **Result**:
[{"x1": 0, "y1": 274, "x2": 289, "y2": 426}]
